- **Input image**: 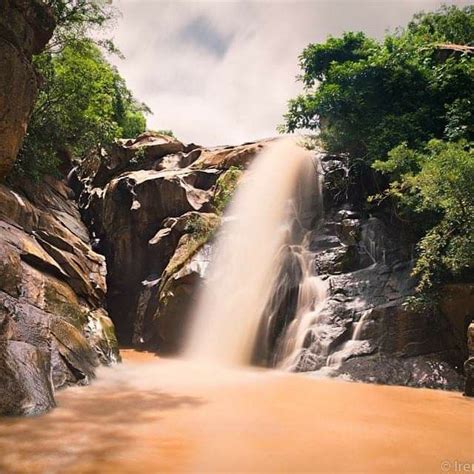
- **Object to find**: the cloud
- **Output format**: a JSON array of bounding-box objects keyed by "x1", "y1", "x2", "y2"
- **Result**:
[
  {"x1": 178, "y1": 15, "x2": 236, "y2": 58},
  {"x1": 111, "y1": 0, "x2": 471, "y2": 146}
]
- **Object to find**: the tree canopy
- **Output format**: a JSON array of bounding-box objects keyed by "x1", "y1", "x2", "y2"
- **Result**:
[
  {"x1": 283, "y1": 5, "x2": 473, "y2": 162},
  {"x1": 282, "y1": 5, "x2": 474, "y2": 297},
  {"x1": 14, "y1": 0, "x2": 149, "y2": 180}
]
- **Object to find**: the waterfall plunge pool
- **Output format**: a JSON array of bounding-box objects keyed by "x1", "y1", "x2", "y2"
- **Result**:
[{"x1": 0, "y1": 349, "x2": 471, "y2": 474}]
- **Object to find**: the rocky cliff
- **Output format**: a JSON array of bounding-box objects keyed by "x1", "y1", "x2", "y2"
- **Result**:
[
  {"x1": 0, "y1": 0, "x2": 120, "y2": 417},
  {"x1": 1, "y1": 126, "x2": 471, "y2": 417},
  {"x1": 0, "y1": 177, "x2": 119, "y2": 416},
  {"x1": 262, "y1": 152, "x2": 471, "y2": 390},
  {"x1": 76, "y1": 135, "x2": 473, "y2": 393},
  {"x1": 77, "y1": 133, "x2": 266, "y2": 350},
  {"x1": 0, "y1": 0, "x2": 55, "y2": 179},
  {"x1": 1, "y1": 1, "x2": 469, "y2": 421}
]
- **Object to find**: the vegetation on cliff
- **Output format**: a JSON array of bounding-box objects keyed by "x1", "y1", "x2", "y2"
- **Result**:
[
  {"x1": 213, "y1": 166, "x2": 244, "y2": 213},
  {"x1": 14, "y1": 0, "x2": 149, "y2": 180},
  {"x1": 373, "y1": 140, "x2": 473, "y2": 295},
  {"x1": 283, "y1": 5, "x2": 474, "y2": 298}
]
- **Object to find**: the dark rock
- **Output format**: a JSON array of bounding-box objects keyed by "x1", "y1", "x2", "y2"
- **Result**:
[
  {"x1": 0, "y1": 340, "x2": 55, "y2": 416},
  {"x1": 464, "y1": 322, "x2": 474, "y2": 396},
  {"x1": 338, "y1": 353, "x2": 465, "y2": 391},
  {"x1": 265, "y1": 148, "x2": 468, "y2": 391}
]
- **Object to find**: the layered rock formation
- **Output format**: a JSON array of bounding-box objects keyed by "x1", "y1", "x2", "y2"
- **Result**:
[
  {"x1": 0, "y1": 0, "x2": 55, "y2": 179},
  {"x1": 0, "y1": 177, "x2": 119, "y2": 416},
  {"x1": 76, "y1": 135, "x2": 473, "y2": 393},
  {"x1": 0, "y1": 0, "x2": 121, "y2": 416},
  {"x1": 77, "y1": 133, "x2": 267, "y2": 350}
]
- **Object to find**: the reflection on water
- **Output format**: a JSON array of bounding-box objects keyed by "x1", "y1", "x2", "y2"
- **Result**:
[{"x1": 0, "y1": 350, "x2": 472, "y2": 473}]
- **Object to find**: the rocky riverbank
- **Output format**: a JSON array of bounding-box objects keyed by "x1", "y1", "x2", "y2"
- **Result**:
[
  {"x1": 0, "y1": 176, "x2": 119, "y2": 415},
  {"x1": 0, "y1": 128, "x2": 472, "y2": 416}
]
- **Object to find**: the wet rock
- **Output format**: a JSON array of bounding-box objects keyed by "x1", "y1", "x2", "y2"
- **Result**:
[
  {"x1": 134, "y1": 214, "x2": 218, "y2": 351},
  {"x1": 275, "y1": 150, "x2": 468, "y2": 391},
  {"x1": 97, "y1": 169, "x2": 218, "y2": 342},
  {"x1": 85, "y1": 309, "x2": 121, "y2": 365},
  {"x1": 0, "y1": 341, "x2": 55, "y2": 416},
  {"x1": 439, "y1": 284, "x2": 474, "y2": 359},
  {"x1": 314, "y1": 245, "x2": 359, "y2": 274},
  {"x1": 338, "y1": 354, "x2": 465, "y2": 391},
  {"x1": 464, "y1": 322, "x2": 474, "y2": 396},
  {"x1": 295, "y1": 350, "x2": 327, "y2": 371},
  {"x1": 256, "y1": 245, "x2": 304, "y2": 364}
]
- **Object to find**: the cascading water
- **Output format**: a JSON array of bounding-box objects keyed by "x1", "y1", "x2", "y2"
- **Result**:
[
  {"x1": 325, "y1": 311, "x2": 371, "y2": 370},
  {"x1": 271, "y1": 240, "x2": 328, "y2": 370},
  {"x1": 184, "y1": 138, "x2": 322, "y2": 366}
]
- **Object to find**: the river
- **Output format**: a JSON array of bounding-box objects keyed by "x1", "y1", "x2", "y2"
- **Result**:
[{"x1": 0, "y1": 349, "x2": 471, "y2": 473}]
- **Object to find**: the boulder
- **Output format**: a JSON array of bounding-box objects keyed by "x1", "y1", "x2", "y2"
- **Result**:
[
  {"x1": 0, "y1": 341, "x2": 55, "y2": 416},
  {"x1": 264, "y1": 150, "x2": 467, "y2": 391},
  {"x1": 83, "y1": 132, "x2": 186, "y2": 188},
  {"x1": 464, "y1": 322, "x2": 474, "y2": 396}
]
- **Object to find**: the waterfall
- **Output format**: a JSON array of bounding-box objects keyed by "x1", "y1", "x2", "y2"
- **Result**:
[
  {"x1": 270, "y1": 239, "x2": 328, "y2": 370},
  {"x1": 325, "y1": 311, "x2": 372, "y2": 370},
  {"x1": 184, "y1": 138, "x2": 321, "y2": 366}
]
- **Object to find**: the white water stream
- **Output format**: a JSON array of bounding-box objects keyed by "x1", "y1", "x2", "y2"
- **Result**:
[{"x1": 184, "y1": 139, "x2": 321, "y2": 366}]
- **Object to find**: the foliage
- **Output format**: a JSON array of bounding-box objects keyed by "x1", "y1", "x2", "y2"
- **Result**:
[
  {"x1": 43, "y1": 0, "x2": 119, "y2": 53},
  {"x1": 128, "y1": 146, "x2": 147, "y2": 166},
  {"x1": 184, "y1": 214, "x2": 217, "y2": 241},
  {"x1": 296, "y1": 135, "x2": 321, "y2": 151},
  {"x1": 282, "y1": 5, "x2": 474, "y2": 296},
  {"x1": 15, "y1": 40, "x2": 149, "y2": 180},
  {"x1": 149, "y1": 129, "x2": 175, "y2": 138},
  {"x1": 282, "y1": 5, "x2": 473, "y2": 163},
  {"x1": 374, "y1": 140, "x2": 473, "y2": 292},
  {"x1": 158, "y1": 214, "x2": 220, "y2": 308},
  {"x1": 213, "y1": 167, "x2": 243, "y2": 214},
  {"x1": 14, "y1": 0, "x2": 149, "y2": 180}
]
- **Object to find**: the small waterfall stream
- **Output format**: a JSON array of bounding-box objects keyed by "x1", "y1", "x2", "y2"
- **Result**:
[
  {"x1": 325, "y1": 311, "x2": 371, "y2": 370},
  {"x1": 270, "y1": 239, "x2": 328, "y2": 370}
]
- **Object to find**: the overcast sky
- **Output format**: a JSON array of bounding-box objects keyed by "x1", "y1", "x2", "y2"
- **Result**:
[{"x1": 110, "y1": 0, "x2": 470, "y2": 146}]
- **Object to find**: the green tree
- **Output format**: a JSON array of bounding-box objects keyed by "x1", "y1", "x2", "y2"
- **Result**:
[
  {"x1": 373, "y1": 141, "x2": 474, "y2": 292},
  {"x1": 14, "y1": 0, "x2": 149, "y2": 180},
  {"x1": 44, "y1": 0, "x2": 118, "y2": 52},
  {"x1": 15, "y1": 40, "x2": 149, "y2": 180},
  {"x1": 282, "y1": 5, "x2": 474, "y2": 296},
  {"x1": 282, "y1": 5, "x2": 473, "y2": 163}
]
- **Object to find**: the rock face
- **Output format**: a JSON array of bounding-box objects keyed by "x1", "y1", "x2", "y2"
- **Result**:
[
  {"x1": 0, "y1": 0, "x2": 55, "y2": 179},
  {"x1": 465, "y1": 321, "x2": 474, "y2": 396},
  {"x1": 263, "y1": 151, "x2": 470, "y2": 391},
  {"x1": 76, "y1": 135, "x2": 472, "y2": 392},
  {"x1": 0, "y1": 177, "x2": 119, "y2": 416},
  {"x1": 78, "y1": 133, "x2": 267, "y2": 350}
]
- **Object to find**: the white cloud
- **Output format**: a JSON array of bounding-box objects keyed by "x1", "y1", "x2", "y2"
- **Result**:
[{"x1": 110, "y1": 0, "x2": 471, "y2": 145}]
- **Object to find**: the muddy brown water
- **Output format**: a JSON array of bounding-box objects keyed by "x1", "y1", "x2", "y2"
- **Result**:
[{"x1": 0, "y1": 349, "x2": 472, "y2": 473}]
